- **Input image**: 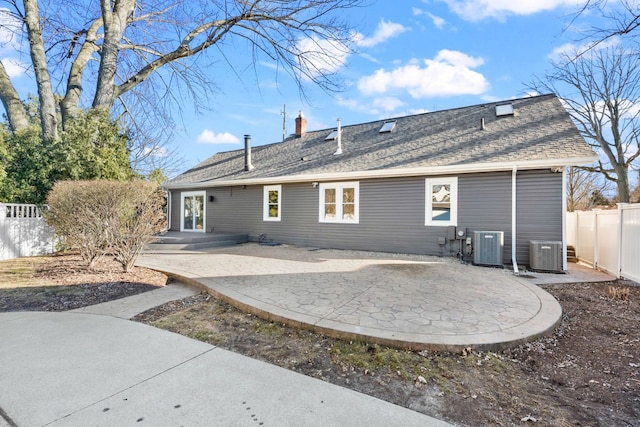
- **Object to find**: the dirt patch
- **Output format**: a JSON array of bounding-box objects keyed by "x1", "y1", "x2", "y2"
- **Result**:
[
  {"x1": 0, "y1": 253, "x2": 638, "y2": 426},
  {"x1": 0, "y1": 252, "x2": 167, "y2": 311}
]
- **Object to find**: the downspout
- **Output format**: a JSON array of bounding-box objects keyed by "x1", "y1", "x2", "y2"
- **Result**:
[
  {"x1": 166, "y1": 189, "x2": 172, "y2": 231},
  {"x1": 562, "y1": 167, "x2": 568, "y2": 272},
  {"x1": 512, "y1": 166, "x2": 519, "y2": 274}
]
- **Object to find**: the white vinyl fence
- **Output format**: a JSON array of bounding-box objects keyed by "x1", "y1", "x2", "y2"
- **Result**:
[
  {"x1": 567, "y1": 203, "x2": 640, "y2": 283},
  {"x1": 0, "y1": 203, "x2": 58, "y2": 261}
]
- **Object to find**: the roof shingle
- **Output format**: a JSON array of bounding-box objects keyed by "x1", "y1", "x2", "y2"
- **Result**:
[{"x1": 167, "y1": 94, "x2": 596, "y2": 187}]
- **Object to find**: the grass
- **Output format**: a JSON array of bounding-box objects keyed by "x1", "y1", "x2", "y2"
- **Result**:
[
  {"x1": 329, "y1": 341, "x2": 428, "y2": 379},
  {"x1": 251, "y1": 320, "x2": 285, "y2": 337},
  {"x1": 0, "y1": 256, "x2": 56, "y2": 289}
]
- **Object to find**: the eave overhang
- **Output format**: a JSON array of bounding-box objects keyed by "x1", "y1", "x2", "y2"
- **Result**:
[{"x1": 163, "y1": 156, "x2": 599, "y2": 190}]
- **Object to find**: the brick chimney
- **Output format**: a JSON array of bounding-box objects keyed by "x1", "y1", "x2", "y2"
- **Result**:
[{"x1": 295, "y1": 111, "x2": 306, "y2": 138}]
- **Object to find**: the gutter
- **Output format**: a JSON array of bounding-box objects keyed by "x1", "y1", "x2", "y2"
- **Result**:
[{"x1": 163, "y1": 156, "x2": 599, "y2": 190}]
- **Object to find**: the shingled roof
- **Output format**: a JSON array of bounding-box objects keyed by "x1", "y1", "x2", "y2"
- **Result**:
[{"x1": 166, "y1": 94, "x2": 597, "y2": 189}]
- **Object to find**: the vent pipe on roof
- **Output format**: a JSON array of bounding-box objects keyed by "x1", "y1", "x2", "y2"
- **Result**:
[
  {"x1": 480, "y1": 117, "x2": 486, "y2": 130},
  {"x1": 244, "y1": 135, "x2": 254, "y2": 171},
  {"x1": 334, "y1": 118, "x2": 342, "y2": 155}
]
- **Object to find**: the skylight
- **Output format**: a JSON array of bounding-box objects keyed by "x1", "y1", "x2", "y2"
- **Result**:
[
  {"x1": 495, "y1": 104, "x2": 514, "y2": 116},
  {"x1": 379, "y1": 121, "x2": 396, "y2": 133},
  {"x1": 325, "y1": 130, "x2": 339, "y2": 140}
]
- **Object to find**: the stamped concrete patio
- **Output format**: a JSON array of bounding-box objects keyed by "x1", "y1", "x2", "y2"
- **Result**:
[{"x1": 138, "y1": 244, "x2": 604, "y2": 351}]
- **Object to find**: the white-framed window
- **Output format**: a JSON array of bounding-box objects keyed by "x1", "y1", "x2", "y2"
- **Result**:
[
  {"x1": 263, "y1": 185, "x2": 282, "y2": 221},
  {"x1": 425, "y1": 177, "x2": 457, "y2": 226},
  {"x1": 181, "y1": 191, "x2": 206, "y2": 232},
  {"x1": 319, "y1": 182, "x2": 359, "y2": 223}
]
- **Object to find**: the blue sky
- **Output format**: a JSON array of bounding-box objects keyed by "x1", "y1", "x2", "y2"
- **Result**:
[{"x1": 179, "y1": 0, "x2": 596, "y2": 171}]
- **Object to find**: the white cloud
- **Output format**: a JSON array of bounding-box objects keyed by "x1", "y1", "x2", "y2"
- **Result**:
[
  {"x1": 336, "y1": 97, "x2": 377, "y2": 114},
  {"x1": 439, "y1": 0, "x2": 583, "y2": 22},
  {"x1": 0, "y1": 8, "x2": 22, "y2": 50},
  {"x1": 296, "y1": 35, "x2": 350, "y2": 78},
  {"x1": 413, "y1": 8, "x2": 447, "y2": 29},
  {"x1": 142, "y1": 146, "x2": 169, "y2": 158},
  {"x1": 434, "y1": 49, "x2": 484, "y2": 68},
  {"x1": 355, "y1": 20, "x2": 409, "y2": 48},
  {"x1": 357, "y1": 49, "x2": 489, "y2": 98},
  {"x1": 258, "y1": 60, "x2": 278, "y2": 71},
  {"x1": 197, "y1": 129, "x2": 240, "y2": 144},
  {"x1": 359, "y1": 52, "x2": 381, "y2": 64},
  {"x1": 427, "y1": 13, "x2": 447, "y2": 30},
  {"x1": 0, "y1": 8, "x2": 24, "y2": 76},
  {"x1": 336, "y1": 96, "x2": 404, "y2": 116},
  {"x1": 0, "y1": 58, "x2": 25, "y2": 77},
  {"x1": 548, "y1": 37, "x2": 620, "y2": 61},
  {"x1": 372, "y1": 97, "x2": 405, "y2": 111}
]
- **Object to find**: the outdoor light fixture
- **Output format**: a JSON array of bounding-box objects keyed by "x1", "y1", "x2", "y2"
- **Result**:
[
  {"x1": 312, "y1": 182, "x2": 319, "y2": 188},
  {"x1": 209, "y1": 195, "x2": 215, "y2": 202}
]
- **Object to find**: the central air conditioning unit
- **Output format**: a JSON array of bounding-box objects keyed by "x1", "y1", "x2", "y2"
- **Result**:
[
  {"x1": 529, "y1": 241, "x2": 563, "y2": 272},
  {"x1": 473, "y1": 231, "x2": 504, "y2": 266}
]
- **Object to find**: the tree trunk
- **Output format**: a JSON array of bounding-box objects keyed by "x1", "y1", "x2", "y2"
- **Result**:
[
  {"x1": 0, "y1": 61, "x2": 29, "y2": 132},
  {"x1": 60, "y1": 19, "x2": 103, "y2": 127},
  {"x1": 93, "y1": 0, "x2": 135, "y2": 110},
  {"x1": 24, "y1": 0, "x2": 58, "y2": 141},
  {"x1": 614, "y1": 164, "x2": 631, "y2": 202}
]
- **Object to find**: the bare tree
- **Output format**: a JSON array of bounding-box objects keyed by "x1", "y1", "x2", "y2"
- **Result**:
[
  {"x1": 0, "y1": 0, "x2": 363, "y2": 143},
  {"x1": 572, "y1": 1, "x2": 640, "y2": 46},
  {"x1": 567, "y1": 166, "x2": 610, "y2": 211},
  {"x1": 530, "y1": 46, "x2": 640, "y2": 203}
]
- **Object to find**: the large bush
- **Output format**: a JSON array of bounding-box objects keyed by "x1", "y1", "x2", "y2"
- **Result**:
[{"x1": 46, "y1": 180, "x2": 165, "y2": 271}]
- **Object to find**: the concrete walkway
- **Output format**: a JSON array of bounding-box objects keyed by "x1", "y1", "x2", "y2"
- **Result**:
[
  {"x1": 136, "y1": 244, "x2": 595, "y2": 351},
  {"x1": 70, "y1": 281, "x2": 199, "y2": 319},
  {"x1": 0, "y1": 311, "x2": 450, "y2": 427}
]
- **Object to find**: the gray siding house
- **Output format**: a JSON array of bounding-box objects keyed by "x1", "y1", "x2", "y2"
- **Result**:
[{"x1": 164, "y1": 94, "x2": 597, "y2": 270}]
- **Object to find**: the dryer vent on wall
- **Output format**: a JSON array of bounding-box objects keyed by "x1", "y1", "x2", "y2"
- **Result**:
[
  {"x1": 529, "y1": 241, "x2": 563, "y2": 272},
  {"x1": 473, "y1": 231, "x2": 504, "y2": 266}
]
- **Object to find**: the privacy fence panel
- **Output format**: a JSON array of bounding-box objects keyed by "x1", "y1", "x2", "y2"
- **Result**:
[
  {"x1": 620, "y1": 204, "x2": 640, "y2": 283},
  {"x1": 0, "y1": 203, "x2": 58, "y2": 261},
  {"x1": 594, "y1": 211, "x2": 620, "y2": 277},
  {"x1": 567, "y1": 204, "x2": 640, "y2": 282},
  {"x1": 575, "y1": 211, "x2": 596, "y2": 266}
]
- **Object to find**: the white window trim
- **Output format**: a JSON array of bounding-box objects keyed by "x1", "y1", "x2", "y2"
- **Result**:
[
  {"x1": 425, "y1": 177, "x2": 458, "y2": 226},
  {"x1": 319, "y1": 182, "x2": 359, "y2": 224},
  {"x1": 180, "y1": 190, "x2": 206, "y2": 232},
  {"x1": 263, "y1": 185, "x2": 282, "y2": 221}
]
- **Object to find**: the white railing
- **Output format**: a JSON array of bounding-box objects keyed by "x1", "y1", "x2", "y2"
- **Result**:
[
  {"x1": 567, "y1": 203, "x2": 640, "y2": 283},
  {"x1": 0, "y1": 203, "x2": 58, "y2": 261}
]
